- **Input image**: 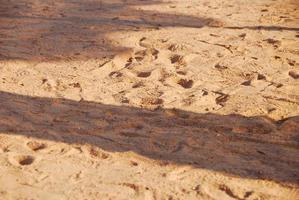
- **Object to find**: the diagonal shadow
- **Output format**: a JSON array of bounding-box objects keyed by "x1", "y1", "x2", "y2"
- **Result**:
[
  {"x1": 0, "y1": 91, "x2": 298, "y2": 185},
  {"x1": 0, "y1": 0, "x2": 218, "y2": 61},
  {"x1": 1, "y1": 0, "x2": 298, "y2": 61}
]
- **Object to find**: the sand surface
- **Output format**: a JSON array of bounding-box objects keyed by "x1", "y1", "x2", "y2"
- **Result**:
[{"x1": 0, "y1": 0, "x2": 299, "y2": 199}]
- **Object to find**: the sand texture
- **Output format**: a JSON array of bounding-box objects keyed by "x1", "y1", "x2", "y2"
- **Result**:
[{"x1": 0, "y1": 0, "x2": 299, "y2": 199}]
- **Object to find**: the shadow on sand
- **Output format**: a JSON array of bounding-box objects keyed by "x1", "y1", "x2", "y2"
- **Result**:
[
  {"x1": 2, "y1": 0, "x2": 298, "y2": 61},
  {"x1": 0, "y1": 91, "x2": 298, "y2": 185},
  {"x1": 0, "y1": 0, "x2": 219, "y2": 61}
]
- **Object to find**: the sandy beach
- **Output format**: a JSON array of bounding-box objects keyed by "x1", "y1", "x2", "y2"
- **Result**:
[{"x1": 0, "y1": 0, "x2": 299, "y2": 199}]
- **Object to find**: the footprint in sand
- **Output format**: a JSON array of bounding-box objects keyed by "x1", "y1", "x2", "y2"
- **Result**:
[
  {"x1": 263, "y1": 38, "x2": 281, "y2": 48},
  {"x1": 139, "y1": 37, "x2": 152, "y2": 48},
  {"x1": 257, "y1": 73, "x2": 266, "y2": 80},
  {"x1": 135, "y1": 48, "x2": 159, "y2": 61},
  {"x1": 176, "y1": 70, "x2": 187, "y2": 75},
  {"x1": 88, "y1": 147, "x2": 110, "y2": 160},
  {"x1": 136, "y1": 71, "x2": 151, "y2": 78},
  {"x1": 214, "y1": 63, "x2": 228, "y2": 70},
  {"x1": 289, "y1": 70, "x2": 299, "y2": 79},
  {"x1": 26, "y1": 141, "x2": 47, "y2": 151},
  {"x1": 132, "y1": 81, "x2": 144, "y2": 88},
  {"x1": 241, "y1": 80, "x2": 252, "y2": 86},
  {"x1": 215, "y1": 92, "x2": 229, "y2": 106},
  {"x1": 109, "y1": 71, "x2": 123, "y2": 78},
  {"x1": 149, "y1": 48, "x2": 159, "y2": 60},
  {"x1": 130, "y1": 161, "x2": 139, "y2": 167},
  {"x1": 287, "y1": 58, "x2": 296, "y2": 66},
  {"x1": 177, "y1": 78, "x2": 194, "y2": 89},
  {"x1": 170, "y1": 54, "x2": 186, "y2": 68},
  {"x1": 168, "y1": 44, "x2": 180, "y2": 52},
  {"x1": 10, "y1": 155, "x2": 35, "y2": 166},
  {"x1": 124, "y1": 48, "x2": 159, "y2": 69},
  {"x1": 125, "y1": 57, "x2": 134, "y2": 68}
]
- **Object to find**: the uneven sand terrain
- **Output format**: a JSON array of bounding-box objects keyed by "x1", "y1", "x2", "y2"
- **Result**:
[{"x1": 0, "y1": 0, "x2": 299, "y2": 199}]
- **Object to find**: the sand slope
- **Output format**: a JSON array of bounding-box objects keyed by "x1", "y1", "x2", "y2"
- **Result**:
[{"x1": 0, "y1": 0, "x2": 299, "y2": 199}]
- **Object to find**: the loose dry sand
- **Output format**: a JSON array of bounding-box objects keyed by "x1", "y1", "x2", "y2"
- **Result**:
[{"x1": 0, "y1": 0, "x2": 299, "y2": 199}]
